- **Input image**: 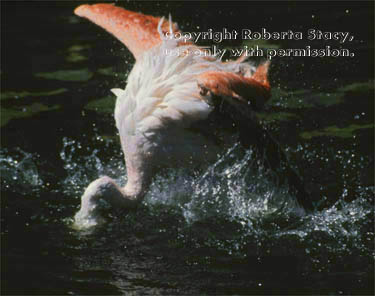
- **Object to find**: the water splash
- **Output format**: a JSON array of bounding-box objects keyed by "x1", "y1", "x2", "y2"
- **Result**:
[
  {"x1": 0, "y1": 148, "x2": 43, "y2": 194},
  {"x1": 146, "y1": 143, "x2": 304, "y2": 225},
  {"x1": 2, "y1": 136, "x2": 373, "y2": 262},
  {"x1": 57, "y1": 136, "x2": 373, "y2": 249},
  {"x1": 59, "y1": 136, "x2": 126, "y2": 197}
]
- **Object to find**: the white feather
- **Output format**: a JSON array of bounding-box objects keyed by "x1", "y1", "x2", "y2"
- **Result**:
[
  {"x1": 112, "y1": 36, "x2": 253, "y2": 167},
  {"x1": 110, "y1": 88, "x2": 125, "y2": 97}
]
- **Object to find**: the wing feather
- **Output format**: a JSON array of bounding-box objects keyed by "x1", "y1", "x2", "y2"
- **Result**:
[
  {"x1": 74, "y1": 3, "x2": 179, "y2": 59},
  {"x1": 197, "y1": 61, "x2": 271, "y2": 111}
]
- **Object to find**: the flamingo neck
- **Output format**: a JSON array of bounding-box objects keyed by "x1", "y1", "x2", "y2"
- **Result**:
[{"x1": 75, "y1": 175, "x2": 149, "y2": 228}]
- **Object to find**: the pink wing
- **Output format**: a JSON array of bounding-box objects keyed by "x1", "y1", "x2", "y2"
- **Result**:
[
  {"x1": 74, "y1": 3, "x2": 179, "y2": 60},
  {"x1": 75, "y1": 4, "x2": 271, "y2": 108},
  {"x1": 198, "y1": 62, "x2": 271, "y2": 111}
]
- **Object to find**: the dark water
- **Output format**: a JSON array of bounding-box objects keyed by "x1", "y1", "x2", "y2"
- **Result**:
[{"x1": 1, "y1": 1, "x2": 374, "y2": 295}]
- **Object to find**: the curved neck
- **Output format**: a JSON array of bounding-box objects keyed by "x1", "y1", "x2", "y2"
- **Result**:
[
  {"x1": 82, "y1": 176, "x2": 149, "y2": 210},
  {"x1": 120, "y1": 178, "x2": 148, "y2": 207}
]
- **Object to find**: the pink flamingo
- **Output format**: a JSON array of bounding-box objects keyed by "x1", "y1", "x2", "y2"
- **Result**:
[{"x1": 73, "y1": 4, "x2": 310, "y2": 227}]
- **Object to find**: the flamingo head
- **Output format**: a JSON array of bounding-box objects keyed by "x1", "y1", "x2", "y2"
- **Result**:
[{"x1": 73, "y1": 176, "x2": 141, "y2": 228}]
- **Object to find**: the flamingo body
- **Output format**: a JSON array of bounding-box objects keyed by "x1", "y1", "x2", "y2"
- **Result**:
[{"x1": 73, "y1": 4, "x2": 274, "y2": 227}]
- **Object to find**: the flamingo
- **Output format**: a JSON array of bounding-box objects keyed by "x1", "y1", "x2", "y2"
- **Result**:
[{"x1": 73, "y1": 3, "x2": 312, "y2": 227}]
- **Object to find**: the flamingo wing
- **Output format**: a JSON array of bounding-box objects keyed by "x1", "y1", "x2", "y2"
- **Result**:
[
  {"x1": 198, "y1": 61, "x2": 271, "y2": 112},
  {"x1": 74, "y1": 3, "x2": 271, "y2": 110},
  {"x1": 74, "y1": 3, "x2": 179, "y2": 60}
]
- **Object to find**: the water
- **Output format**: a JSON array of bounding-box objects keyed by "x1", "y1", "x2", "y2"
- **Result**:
[{"x1": 1, "y1": 1, "x2": 374, "y2": 295}]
